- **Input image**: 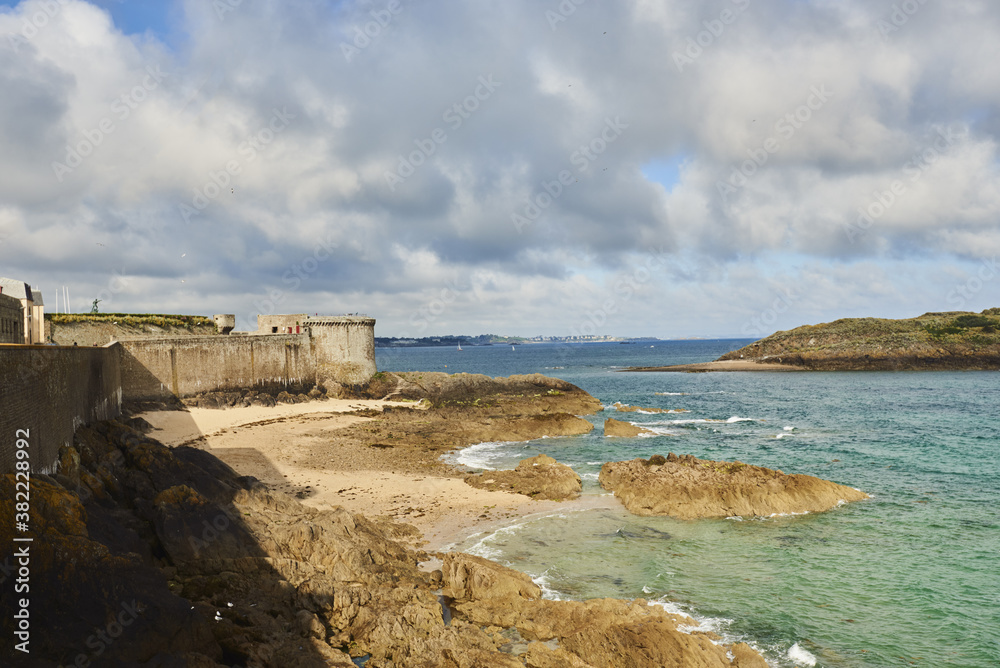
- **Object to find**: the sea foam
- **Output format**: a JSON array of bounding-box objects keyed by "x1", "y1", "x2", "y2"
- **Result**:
[
  {"x1": 450, "y1": 441, "x2": 519, "y2": 470},
  {"x1": 787, "y1": 642, "x2": 817, "y2": 666}
]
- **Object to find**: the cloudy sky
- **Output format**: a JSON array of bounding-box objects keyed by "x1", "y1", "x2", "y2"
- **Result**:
[{"x1": 1, "y1": 0, "x2": 998, "y2": 338}]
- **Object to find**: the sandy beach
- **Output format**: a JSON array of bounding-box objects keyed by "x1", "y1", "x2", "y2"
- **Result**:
[{"x1": 141, "y1": 398, "x2": 617, "y2": 551}]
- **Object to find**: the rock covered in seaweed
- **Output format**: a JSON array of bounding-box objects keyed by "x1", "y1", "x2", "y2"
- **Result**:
[{"x1": 600, "y1": 453, "x2": 869, "y2": 519}]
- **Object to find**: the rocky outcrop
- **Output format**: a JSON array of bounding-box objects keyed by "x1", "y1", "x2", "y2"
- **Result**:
[
  {"x1": 714, "y1": 310, "x2": 1000, "y2": 371},
  {"x1": 329, "y1": 374, "x2": 600, "y2": 476},
  {"x1": 464, "y1": 454, "x2": 583, "y2": 501},
  {"x1": 444, "y1": 554, "x2": 765, "y2": 668},
  {"x1": 180, "y1": 385, "x2": 325, "y2": 409},
  {"x1": 1, "y1": 422, "x2": 769, "y2": 667},
  {"x1": 604, "y1": 418, "x2": 656, "y2": 438},
  {"x1": 391, "y1": 372, "x2": 604, "y2": 415},
  {"x1": 600, "y1": 454, "x2": 869, "y2": 519}
]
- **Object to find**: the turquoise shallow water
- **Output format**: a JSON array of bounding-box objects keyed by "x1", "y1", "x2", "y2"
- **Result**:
[{"x1": 377, "y1": 341, "x2": 1000, "y2": 668}]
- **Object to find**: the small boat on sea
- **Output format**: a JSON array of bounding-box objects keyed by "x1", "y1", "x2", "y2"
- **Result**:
[{"x1": 457, "y1": 342, "x2": 463, "y2": 351}]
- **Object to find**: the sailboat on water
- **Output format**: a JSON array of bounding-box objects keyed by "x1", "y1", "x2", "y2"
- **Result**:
[{"x1": 457, "y1": 342, "x2": 463, "y2": 351}]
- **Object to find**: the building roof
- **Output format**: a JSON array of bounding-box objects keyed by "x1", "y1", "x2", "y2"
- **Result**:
[
  {"x1": 30, "y1": 288, "x2": 43, "y2": 306},
  {"x1": 0, "y1": 277, "x2": 32, "y2": 301}
]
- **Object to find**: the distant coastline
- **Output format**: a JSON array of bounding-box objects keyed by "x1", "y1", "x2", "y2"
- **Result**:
[{"x1": 376, "y1": 334, "x2": 664, "y2": 347}]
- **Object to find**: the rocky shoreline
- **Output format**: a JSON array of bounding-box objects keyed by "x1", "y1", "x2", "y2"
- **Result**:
[
  {"x1": 626, "y1": 310, "x2": 1000, "y2": 372},
  {"x1": 0, "y1": 373, "x2": 781, "y2": 666}
]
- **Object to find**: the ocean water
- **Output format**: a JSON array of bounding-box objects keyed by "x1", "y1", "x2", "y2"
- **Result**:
[{"x1": 376, "y1": 341, "x2": 1000, "y2": 668}]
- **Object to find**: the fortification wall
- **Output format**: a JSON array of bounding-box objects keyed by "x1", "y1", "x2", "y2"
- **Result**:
[
  {"x1": 0, "y1": 316, "x2": 375, "y2": 472},
  {"x1": 308, "y1": 317, "x2": 377, "y2": 386},
  {"x1": 0, "y1": 343, "x2": 122, "y2": 474},
  {"x1": 119, "y1": 334, "x2": 313, "y2": 400}
]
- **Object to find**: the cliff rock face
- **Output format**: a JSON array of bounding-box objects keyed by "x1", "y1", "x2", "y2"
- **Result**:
[
  {"x1": 2, "y1": 422, "x2": 770, "y2": 667},
  {"x1": 717, "y1": 310, "x2": 1000, "y2": 370},
  {"x1": 464, "y1": 454, "x2": 583, "y2": 501},
  {"x1": 600, "y1": 454, "x2": 869, "y2": 519},
  {"x1": 604, "y1": 418, "x2": 656, "y2": 438}
]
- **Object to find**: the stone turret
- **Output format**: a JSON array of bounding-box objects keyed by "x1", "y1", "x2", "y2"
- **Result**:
[
  {"x1": 254, "y1": 314, "x2": 377, "y2": 386},
  {"x1": 305, "y1": 316, "x2": 376, "y2": 386},
  {"x1": 213, "y1": 314, "x2": 235, "y2": 334}
]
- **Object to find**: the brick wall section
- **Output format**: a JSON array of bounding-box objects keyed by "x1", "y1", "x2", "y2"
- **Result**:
[
  {"x1": 0, "y1": 343, "x2": 122, "y2": 474},
  {"x1": 119, "y1": 334, "x2": 314, "y2": 400}
]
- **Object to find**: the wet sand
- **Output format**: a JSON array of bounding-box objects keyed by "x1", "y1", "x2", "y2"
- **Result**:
[{"x1": 141, "y1": 399, "x2": 617, "y2": 551}]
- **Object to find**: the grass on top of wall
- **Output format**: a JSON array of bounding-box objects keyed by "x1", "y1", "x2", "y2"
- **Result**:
[{"x1": 47, "y1": 313, "x2": 215, "y2": 329}]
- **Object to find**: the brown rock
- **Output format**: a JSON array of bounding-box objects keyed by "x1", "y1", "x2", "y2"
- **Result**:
[
  {"x1": 392, "y1": 372, "x2": 604, "y2": 415},
  {"x1": 562, "y1": 617, "x2": 733, "y2": 667},
  {"x1": 458, "y1": 597, "x2": 755, "y2": 668},
  {"x1": 731, "y1": 642, "x2": 771, "y2": 667},
  {"x1": 251, "y1": 393, "x2": 276, "y2": 407},
  {"x1": 464, "y1": 454, "x2": 583, "y2": 500},
  {"x1": 296, "y1": 609, "x2": 327, "y2": 639},
  {"x1": 524, "y1": 641, "x2": 595, "y2": 667},
  {"x1": 1, "y1": 380, "x2": 772, "y2": 668},
  {"x1": 0, "y1": 475, "x2": 223, "y2": 664},
  {"x1": 600, "y1": 455, "x2": 869, "y2": 519},
  {"x1": 604, "y1": 418, "x2": 656, "y2": 438},
  {"x1": 442, "y1": 552, "x2": 542, "y2": 602}
]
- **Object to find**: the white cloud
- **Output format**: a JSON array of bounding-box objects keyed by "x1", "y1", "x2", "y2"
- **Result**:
[{"x1": 1, "y1": 0, "x2": 999, "y2": 337}]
